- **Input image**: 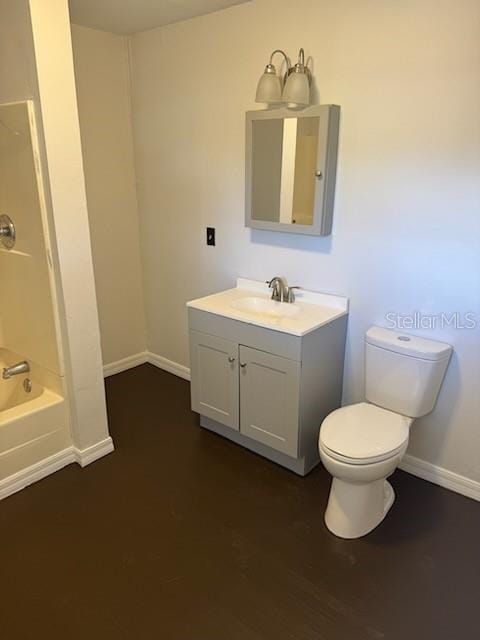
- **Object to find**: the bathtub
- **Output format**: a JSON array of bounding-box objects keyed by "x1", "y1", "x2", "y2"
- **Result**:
[
  {"x1": 0, "y1": 349, "x2": 70, "y2": 486},
  {"x1": 1, "y1": 362, "x2": 44, "y2": 412}
]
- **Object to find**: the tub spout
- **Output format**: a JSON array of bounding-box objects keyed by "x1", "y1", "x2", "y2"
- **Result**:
[{"x1": 2, "y1": 360, "x2": 30, "y2": 379}]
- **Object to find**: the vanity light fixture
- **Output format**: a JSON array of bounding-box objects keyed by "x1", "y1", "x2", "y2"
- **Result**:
[{"x1": 255, "y1": 48, "x2": 312, "y2": 108}]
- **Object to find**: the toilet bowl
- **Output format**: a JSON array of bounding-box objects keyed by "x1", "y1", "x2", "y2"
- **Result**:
[
  {"x1": 319, "y1": 402, "x2": 411, "y2": 538},
  {"x1": 319, "y1": 327, "x2": 452, "y2": 539}
]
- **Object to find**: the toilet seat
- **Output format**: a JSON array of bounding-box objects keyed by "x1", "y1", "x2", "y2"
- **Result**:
[
  {"x1": 320, "y1": 442, "x2": 407, "y2": 466},
  {"x1": 320, "y1": 402, "x2": 411, "y2": 465}
]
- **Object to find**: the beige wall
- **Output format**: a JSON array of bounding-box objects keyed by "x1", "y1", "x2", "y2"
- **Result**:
[
  {"x1": 129, "y1": 0, "x2": 480, "y2": 482},
  {"x1": 71, "y1": 25, "x2": 146, "y2": 366}
]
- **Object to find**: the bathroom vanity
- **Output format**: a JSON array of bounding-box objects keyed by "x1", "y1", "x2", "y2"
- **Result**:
[{"x1": 187, "y1": 279, "x2": 348, "y2": 475}]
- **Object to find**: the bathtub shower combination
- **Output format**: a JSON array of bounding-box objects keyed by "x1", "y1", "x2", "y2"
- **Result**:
[
  {"x1": 0, "y1": 101, "x2": 70, "y2": 496},
  {"x1": 0, "y1": 349, "x2": 68, "y2": 485}
]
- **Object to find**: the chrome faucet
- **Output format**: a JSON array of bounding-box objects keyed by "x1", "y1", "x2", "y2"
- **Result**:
[
  {"x1": 266, "y1": 277, "x2": 301, "y2": 303},
  {"x1": 2, "y1": 360, "x2": 30, "y2": 379},
  {"x1": 267, "y1": 276, "x2": 289, "y2": 301}
]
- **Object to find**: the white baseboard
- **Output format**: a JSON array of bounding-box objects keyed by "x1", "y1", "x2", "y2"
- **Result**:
[
  {"x1": 2, "y1": 420, "x2": 478, "y2": 506},
  {"x1": 0, "y1": 447, "x2": 75, "y2": 501},
  {"x1": 74, "y1": 436, "x2": 114, "y2": 468},
  {"x1": 0, "y1": 437, "x2": 115, "y2": 501},
  {"x1": 102, "y1": 350, "x2": 190, "y2": 381},
  {"x1": 399, "y1": 454, "x2": 480, "y2": 502},
  {"x1": 146, "y1": 352, "x2": 191, "y2": 380},
  {"x1": 103, "y1": 351, "x2": 148, "y2": 377},
  {"x1": 102, "y1": 354, "x2": 480, "y2": 503}
]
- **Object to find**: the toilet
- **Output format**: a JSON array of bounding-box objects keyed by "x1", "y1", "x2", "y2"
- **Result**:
[{"x1": 319, "y1": 326, "x2": 452, "y2": 539}]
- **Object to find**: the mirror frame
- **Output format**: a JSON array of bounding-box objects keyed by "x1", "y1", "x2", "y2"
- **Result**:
[{"x1": 245, "y1": 104, "x2": 340, "y2": 236}]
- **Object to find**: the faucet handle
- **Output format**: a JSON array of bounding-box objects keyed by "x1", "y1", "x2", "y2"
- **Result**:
[{"x1": 286, "y1": 286, "x2": 302, "y2": 303}]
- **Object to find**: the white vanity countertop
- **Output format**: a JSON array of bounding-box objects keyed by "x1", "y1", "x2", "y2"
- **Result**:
[{"x1": 187, "y1": 278, "x2": 349, "y2": 336}]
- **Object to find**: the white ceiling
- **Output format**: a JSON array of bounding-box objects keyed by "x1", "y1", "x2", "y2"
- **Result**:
[{"x1": 69, "y1": 0, "x2": 251, "y2": 35}]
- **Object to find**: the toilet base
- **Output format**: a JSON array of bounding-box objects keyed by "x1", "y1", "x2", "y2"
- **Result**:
[{"x1": 325, "y1": 478, "x2": 395, "y2": 539}]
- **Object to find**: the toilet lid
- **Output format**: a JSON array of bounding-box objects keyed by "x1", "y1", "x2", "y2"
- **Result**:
[{"x1": 320, "y1": 403, "x2": 411, "y2": 462}]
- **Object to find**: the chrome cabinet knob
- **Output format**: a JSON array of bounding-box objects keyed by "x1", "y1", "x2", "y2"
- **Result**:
[
  {"x1": 228, "y1": 356, "x2": 235, "y2": 363},
  {"x1": 315, "y1": 170, "x2": 323, "y2": 179},
  {"x1": 240, "y1": 362, "x2": 247, "y2": 368}
]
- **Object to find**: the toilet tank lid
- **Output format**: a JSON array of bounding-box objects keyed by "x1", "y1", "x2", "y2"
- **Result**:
[{"x1": 365, "y1": 326, "x2": 452, "y2": 361}]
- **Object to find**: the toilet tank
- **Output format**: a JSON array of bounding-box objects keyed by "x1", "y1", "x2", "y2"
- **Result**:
[{"x1": 365, "y1": 327, "x2": 452, "y2": 418}]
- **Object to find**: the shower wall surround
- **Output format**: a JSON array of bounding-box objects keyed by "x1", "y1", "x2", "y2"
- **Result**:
[
  {"x1": 0, "y1": 102, "x2": 60, "y2": 373},
  {"x1": 0, "y1": 0, "x2": 113, "y2": 497}
]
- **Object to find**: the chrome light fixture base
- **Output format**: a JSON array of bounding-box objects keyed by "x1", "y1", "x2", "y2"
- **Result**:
[{"x1": 255, "y1": 48, "x2": 313, "y2": 108}]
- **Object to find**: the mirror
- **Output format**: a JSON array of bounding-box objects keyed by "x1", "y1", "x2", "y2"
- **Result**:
[
  {"x1": 245, "y1": 105, "x2": 340, "y2": 236},
  {"x1": 251, "y1": 116, "x2": 319, "y2": 226}
]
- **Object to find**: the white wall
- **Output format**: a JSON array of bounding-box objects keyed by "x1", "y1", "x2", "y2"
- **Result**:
[
  {"x1": 130, "y1": 0, "x2": 480, "y2": 482},
  {"x1": 71, "y1": 24, "x2": 147, "y2": 366}
]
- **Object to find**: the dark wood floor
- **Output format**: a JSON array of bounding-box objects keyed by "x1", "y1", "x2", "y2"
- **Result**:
[{"x1": 1, "y1": 364, "x2": 479, "y2": 639}]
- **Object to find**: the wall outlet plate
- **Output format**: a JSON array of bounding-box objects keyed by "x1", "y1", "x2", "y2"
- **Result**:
[{"x1": 206, "y1": 227, "x2": 215, "y2": 246}]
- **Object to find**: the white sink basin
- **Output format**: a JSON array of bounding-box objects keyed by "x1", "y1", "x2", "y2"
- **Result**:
[
  {"x1": 187, "y1": 279, "x2": 348, "y2": 336},
  {"x1": 230, "y1": 296, "x2": 301, "y2": 318}
]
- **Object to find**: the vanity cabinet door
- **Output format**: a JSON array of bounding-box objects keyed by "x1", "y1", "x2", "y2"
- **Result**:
[
  {"x1": 239, "y1": 346, "x2": 300, "y2": 457},
  {"x1": 189, "y1": 331, "x2": 239, "y2": 430}
]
